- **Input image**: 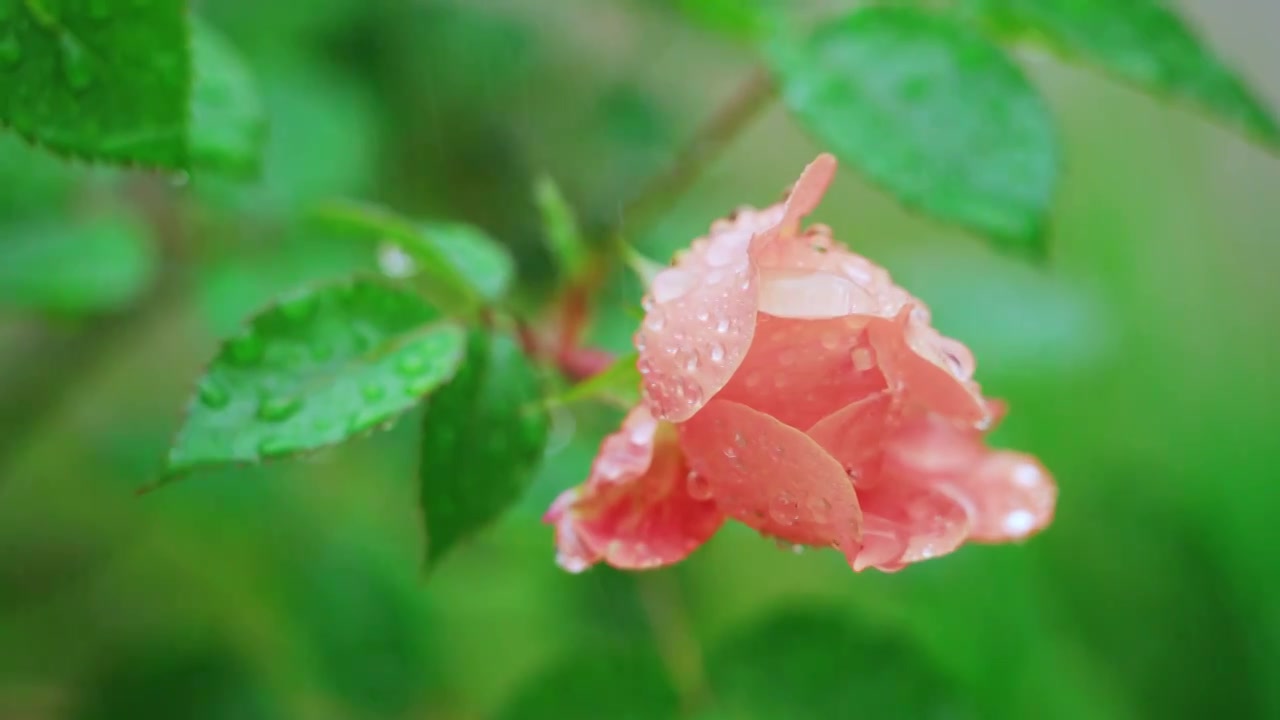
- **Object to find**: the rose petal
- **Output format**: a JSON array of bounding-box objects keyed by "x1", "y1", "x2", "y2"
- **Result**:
[
  {"x1": 805, "y1": 390, "x2": 895, "y2": 488},
  {"x1": 853, "y1": 483, "x2": 971, "y2": 572},
  {"x1": 636, "y1": 206, "x2": 782, "y2": 423},
  {"x1": 679, "y1": 399, "x2": 861, "y2": 554},
  {"x1": 545, "y1": 406, "x2": 724, "y2": 571},
  {"x1": 954, "y1": 451, "x2": 1056, "y2": 542},
  {"x1": 715, "y1": 314, "x2": 888, "y2": 430},
  {"x1": 868, "y1": 308, "x2": 990, "y2": 426}
]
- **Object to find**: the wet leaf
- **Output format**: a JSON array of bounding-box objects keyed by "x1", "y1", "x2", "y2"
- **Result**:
[
  {"x1": 0, "y1": 0, "x2": 191, "y2": 168},
  {"x1": 419, "y1": 329, "x2": 548, "y2": 567},
  {"x1": 963, "y1": 0, "x2": 1280, "y2": 149},
  {"x1": 771, "y1": 7, "x2": 1057, "y2": 251},
  {"x1": 164, "y1": 278, "x2": 466, "y2": 479}
]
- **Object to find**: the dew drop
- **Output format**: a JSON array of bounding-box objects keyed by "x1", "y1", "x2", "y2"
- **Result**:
[
  {"x1": 715, "y1": 317, "x2": 730, "y2": 334},
  {"x1": 645, "y1": 312, "x2": 666, "y2": 332},
  {"x1": 257, "y1": 436, "x2": 292, "y2": 456},
  {"x1": 257, "y1": 395, "x2": 303, "y2": 422},
  {"x1": 348, "y1": 407, "x2": 384, "y2": 433},
  {"x1": 709, "y1": 343, "x2": 725, "y2": 363},
  {"x1": 0, "y1": 34, "x2": 20, "y2": 68},
  {"x1": 852, "y1": 347, "x2": 876, "y2": 372},
  {"x1": 407, "y1": 374, "x2": 441, "y2": 395},
  {"x1": 686, "y1": 471, "x2": 713, "y2": 501},
  {"x1": 277, "y1": 294, "x2": 316, "y2": 323},
  {"x1": 1013, "y1": 462, "x2": 1041, "y2": 489},
  {"x1": 1003, "y1": 509, "x2": 1036, "y2": 536},
  {"x1": 807, "y1": 496, "x2": 832, "y2": 523},
  {"x1": 696, "y1": 309, "x2": 710, "y2": 322},
  {"x1": 769, "y1": 492, "x2": 800, "y2": 526},
  {"x1": 197, "y1": 379, "x2": 230, "y2": 409},
  {"x1": 227, "y1": 335, "x2": 264, "y2": 366},
  {"x1": 361, "y1": 382, "x2": 386, "y2": 402},
  {"x1": 396, "y1": 352, "x2": 426, "y2": 376},
  {"x1": 651, "y1": 268, "x2": 696, "y2": 303},
  {"x1": 60, "y1": 35, "x2": 94, "y2": 93},
  {"x1": 378, "y1": 243, "x2": 417, "y2": 278},
  {"x1": 683, "y1": 353, "x2": 699, "y2": 372}
]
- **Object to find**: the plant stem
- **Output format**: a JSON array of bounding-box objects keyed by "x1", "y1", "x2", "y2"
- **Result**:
[
  {"x1": 636, "y1": 571, "x2": 714, "y2": 717},
  {"x1": 616, "y1": 66, "x2": 778, "y2": 235}
]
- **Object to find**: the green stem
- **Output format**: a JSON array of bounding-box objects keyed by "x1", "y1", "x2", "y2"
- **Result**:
[
  {"x1": 636, "y1": 571, "x2": 714, "y2": 717},
  {"x1": 615, "y1": 66, "x2": 778, "y2": 236}
]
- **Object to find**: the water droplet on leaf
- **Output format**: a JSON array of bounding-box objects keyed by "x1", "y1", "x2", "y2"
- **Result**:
[
  {"x1": 227, "y1": 335, "x2": 263, "y2": 366},
  {"x1": 361, "y1": 382, "x2": 386, "y2": 401},
  {"x1": 257, "y1": 436, "x2": 291, "y2": 456},
  {"x1": 197, "y1": 379, "x2": 230, "y2": 409},
  {"x1": 257, "y1": 395, "x2": 302, "y2": 422},
  {"x1": 396, "y1": 352, "x2": 426, "y2": 376}
]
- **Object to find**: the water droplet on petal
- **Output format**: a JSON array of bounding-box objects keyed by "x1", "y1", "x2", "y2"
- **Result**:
[
  {"x1": 715, "y1": 317, "x2": 730, "y2": 334},
  {"x1": 686, "y1": 471, "x2": 713, "y2": 500},
  {"x1": 683, "y1": 353, "x2": 699, "y2": 372},
  {"x1": 1003, "y1": 509, "x2": 1036, "y2": 536},
  {"x1": 1013, "y1": 462, "x2": 1041, "y2": 488},
  {"x1": 758, "y1": 268, "x2": 871, "y2": 319},
  {"x1": 807, "y1": 496, "x2": 832, "y2": 523},
  {"x1": 645, "y1": 312, "x2": 666, "y2": 332},
  {"x1": 709, "y1": 343, "x2": 725, "y2": 363},
  {"x1": 769, "y1": 492, "x2": 799, "y2": 526},
  {"x1": 651, "y1": 268, "x2": 696, "y2": 303},
  {"x1": 257, "y1": 395, "x2": 303, "y2": 422},
  {"x1": 852, "y1": 347, "x2": 876, "y2": 372}
]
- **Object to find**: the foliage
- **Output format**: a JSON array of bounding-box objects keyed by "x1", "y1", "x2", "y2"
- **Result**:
[{"x1": 1, "y1": 0, "x2": 1278, "y2": 718}]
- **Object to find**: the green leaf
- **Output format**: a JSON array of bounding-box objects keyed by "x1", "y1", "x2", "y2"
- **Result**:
[
  {"x1": 189, "y1": 18, "x2": 265, "y2": 178},
  {"x1": 533, "y1": 174, "x2": 589, "y2": 282},
  {"x1": 493, "y1": 646, "x2": 681, "y2": 720},
  {"x1": 706, "y1": 607, "x2": 974, "y2": 719},
  {"x1": 548, "y1": 352, "x2": 640, "y2": 409},
  {"x1": 313, "y1": 199, "x2": 514, "y2": 312},
  {"x1": 770, "y1": 7, "x2": 1058, "y2": 249},
  {"x1": 419, "y1": 329, "x2": 548, "y2": 567},
  {"x1": 0, "y1": 0, "x2": 190, "y2": 168},
  {"x1": 669, "y1": 0, "x2": 782, "y2": 41},
  {"x1": 164, "y1": 278, "x2": 467, "y2": 479},
  {"x1": 71, "y1": 644, "x2": 283, "y2": 720},
  {"x1": 962, "y1": 0, "x2": 1280, "y2": 149},
  {"x1": 0, "y1": 212, "x2": 155, "y2": 314}
]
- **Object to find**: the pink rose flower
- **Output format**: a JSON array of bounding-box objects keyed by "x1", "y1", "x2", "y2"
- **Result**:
[{"x1": 545, "y1": 155, "x2": 1057, "y2": 573}]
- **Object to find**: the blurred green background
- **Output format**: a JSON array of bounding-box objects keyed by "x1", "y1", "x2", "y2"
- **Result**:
[{"x1": 2, "y1": 0, "x2": 1279, "y2": 718}]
